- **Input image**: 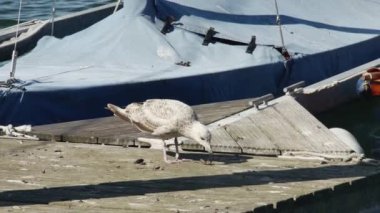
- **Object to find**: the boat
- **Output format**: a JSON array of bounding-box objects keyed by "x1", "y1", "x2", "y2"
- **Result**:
[
  {"x1": 288, "y1": 58, "x2": 380, "y2": 114},
  {"x1": 0, "y1": 3, "x2": 119, "y2": 61},
  {"x1": 0, "y1": 0, "x2": 379, "y2": 125}
]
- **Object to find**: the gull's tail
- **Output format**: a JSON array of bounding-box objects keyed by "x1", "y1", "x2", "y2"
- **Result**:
[{"x1": 106, "y1": 103, "x2": 130, "y2": 122}]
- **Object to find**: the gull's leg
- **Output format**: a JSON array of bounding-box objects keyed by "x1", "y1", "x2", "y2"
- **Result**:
[
  {"x1": 174, "y1": 137, "x2": 192, "y2": 162},
  {"x1": 162, "y1": 138, "x2": 191, "y2": 164},
  {"x1": 162, "y1": 139, "x2": 180, "y2": 164},
  {"x1": 207, "y1": 152, "x2": 213, "y2": 165},
  {"x1": 174, "y1": 137, "x2": 180, "y2": 160},
  {"x1": 161, "y1": 138, "x2": 189, "y2": 164},
  {"x1": 162, "y1": 140, "x2": 170, "y2": 163}
]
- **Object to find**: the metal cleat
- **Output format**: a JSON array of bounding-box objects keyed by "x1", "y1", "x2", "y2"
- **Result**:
[
  {"x1": 248, "y1": 93, "x2": 274, "y2": 109},
  {"x1": 283, "y1": 81, "x2": 305, "y2": 96},
  {"x1": 161, "y1": 16, "x2": 175, "y2": 35},
  {"x1": 202, "y1": 27, "x2": 217, "y2": 46},
  {"x1": 246, "y1": 36, "x2": 257, "y2": 54}
]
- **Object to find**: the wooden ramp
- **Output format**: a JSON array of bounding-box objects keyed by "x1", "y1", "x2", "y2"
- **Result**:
[
  {"x1": 32, "y1": 98, "x2": 253, "y2": 147},
  {"x1": 32, "y1": 96, "x2": 353, "y2": 156},
  {"x1": 182, "y1": 96, "x2": 353, "y2": 156}
]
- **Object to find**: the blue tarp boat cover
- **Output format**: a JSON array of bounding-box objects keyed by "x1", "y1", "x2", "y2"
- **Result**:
[{"x1": 0, "y1": 0, "x2": 380, "y2": 125}]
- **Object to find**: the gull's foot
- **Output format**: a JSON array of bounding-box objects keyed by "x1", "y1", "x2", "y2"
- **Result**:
[
  {"x1": 200, "y1": 158, "x2": 213, "y2": 165},
  {"x1": 164, "y1": 158, "x2": 193, "y2": 164},
  {"x1": 200, "y1": 153, "x2": 213, "y2": 165}
]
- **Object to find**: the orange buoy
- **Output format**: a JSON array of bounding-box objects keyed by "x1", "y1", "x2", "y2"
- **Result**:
[
  {"x1": 370, "y1": 80, "x2": 380, "y2": 96},
  {"x1": 361, "y1": 67, "x2": 380, "y2": 96}
]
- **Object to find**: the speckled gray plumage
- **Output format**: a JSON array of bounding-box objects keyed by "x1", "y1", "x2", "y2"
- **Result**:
[
  {"x1": 124, "y1": 99, "x2": 197, "y2": 139},
  {"x1": 107, "y1": 99, "x2": 212, "y2": 161}
]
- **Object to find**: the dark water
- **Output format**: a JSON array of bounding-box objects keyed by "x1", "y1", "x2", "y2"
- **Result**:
[
  {"x1": 317, "y1": 96, "x2": 380, "y2": 158},
  {"x1": 0, "y1": 0, "x2": 115, "y2": 28},
  {"x1": 0, "y1": 0, "x2": 116, "y2": 66}
]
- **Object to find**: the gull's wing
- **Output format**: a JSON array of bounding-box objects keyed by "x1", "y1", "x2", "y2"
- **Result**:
[
  {"x1": 108, "y1": 99, "x2": 196, "y2": 136},
  {"x1": 107, "y1": 103, "x2": 153, "y2": 133},
  {"x1": 142, "y1": 99, "x2": 196, "y2": 126}
]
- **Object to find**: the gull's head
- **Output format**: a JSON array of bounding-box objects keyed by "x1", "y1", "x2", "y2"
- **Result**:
[{"x1": 189, "y1": 121, "x2": 212, "y2": 153}]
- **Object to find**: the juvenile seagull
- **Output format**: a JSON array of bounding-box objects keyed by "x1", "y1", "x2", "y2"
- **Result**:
[{"x1": 107, "y1": 99, "x2": 212, "y2": 163}]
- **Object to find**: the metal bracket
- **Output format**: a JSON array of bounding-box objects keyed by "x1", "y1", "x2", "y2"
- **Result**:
[
  {"x1": 283, "y1": 81, "x2": 305, "y2": 96},
  {"x1": 281, "y1": 48, "x2": 291, "y2": 61},
  {"x1": 274, "y1": 46, "x2": 291, "y2": 60},
  {"x1": 248, "y1": 93, "x2": 274, "y2": 109},
  {"x1": 175, "y1": 61, "x2": 191, "y2": 67},
  {"x1": 202, "y1": 27, "x2": 217, "y2": 46},
  {"x1": 0, "y1": 78, "x2": 26, "y2": 91},
  {"x1": 10, "y1": 50, "x2": 18, "y2": 79},
  {"x1": 246, "y1": 36, "x2": 257, "y2": 54},
  {"x1": 161, "y1": 16, "x2": 175, "y2": 35}
]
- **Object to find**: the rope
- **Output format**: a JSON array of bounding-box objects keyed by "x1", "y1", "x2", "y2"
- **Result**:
[
  {"x1": 280, "y1": 151, "x2": 365, "y2": 163},
  {"x1": 0, "y1": 125, "x2": 38, "y2": 140}
]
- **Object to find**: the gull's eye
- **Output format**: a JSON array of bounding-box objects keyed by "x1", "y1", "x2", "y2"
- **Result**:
[{"x1": 200, "y1": 137, "x2": 205, "y2": 140}]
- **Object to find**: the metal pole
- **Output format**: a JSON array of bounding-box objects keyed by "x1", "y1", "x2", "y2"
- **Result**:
[
  {"x1": 51, "y1": 0, "x2": 56, "y2": 36},
  {"x1": 10, "y1": 0, "x2": 23, "y2": 79},
  {"x1": 114, "y1": 0, "x2": 122, "y2": 13},
  {"x1": 274, "y1": 0, "x2": 286, "y2": 51}
]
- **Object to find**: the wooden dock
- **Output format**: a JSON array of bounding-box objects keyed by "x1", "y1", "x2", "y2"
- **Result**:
[
  {"x1": 32, "y1": 98, "x2": 254, "y2": 147},
  {"x1": 32, "y1": 95, "x2": 353, "y2": 159},
  {"x1": 0, "y1": 139, "x2": 380, "y2": 212},
  {"x1": 1, "y1": 95, "x2": 380, "y2": 212}
]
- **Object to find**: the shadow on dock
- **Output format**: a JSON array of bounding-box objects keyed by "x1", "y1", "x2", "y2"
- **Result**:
[{"x1": 0, "y1": 164, "x2": 378, "y2": 207}]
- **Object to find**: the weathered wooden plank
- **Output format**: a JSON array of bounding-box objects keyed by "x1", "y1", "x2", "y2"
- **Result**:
[
  {"x1": 224, "y1": 117, "x2": 280, "y2": 156},
  {"x1": 1, "y1": 139, "x2": 379, "y2": 213},
  {"x1": 246, "y1": 106, "x2": 309, "y2": 152},
  {"x1": 32, "y1": 120, "x2": 82, "y2": 133},
  {"x1": 181, "y1": 139, "x2": 204, "y2": 151},
  {"x1": 97, "y1": 132, "x2": 151, "y2": 147},
  {"x1": 182, "y1": 127, "x2": 242, "y2": 153},
  {"x1": 193, "y1": 98, "x2": 251, "y2": 124},
  {"x1": 274, "y1": 96, "x2": 351, "y2": 154},
  {"x1": 33, "y1": 132, "x2": 62, "y2": 142},
  {"x1": 32, "y1": 99, "x2": 252, "y2": 151},
  {"x1": 31, "y1": 96, "x2": 351, "y2": 156},
  {"x1": 210, "y1": 127, "x2": 242, "y2": 153},
  {"x1": 61, "y1": 134, "x2": 98, "y2": 144},
  {"x1": 81, "y1": 124, "x2": 141, "y2": 137},
  {"x1": 32, "y1": 116, "x2": 116, "y2": 134},
  {"x1": 63, "y1": 119, "x2": 129, "y2": 135},
  {"x1": 97, "y1": 135, "x2": 135, "y2": 147}
]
